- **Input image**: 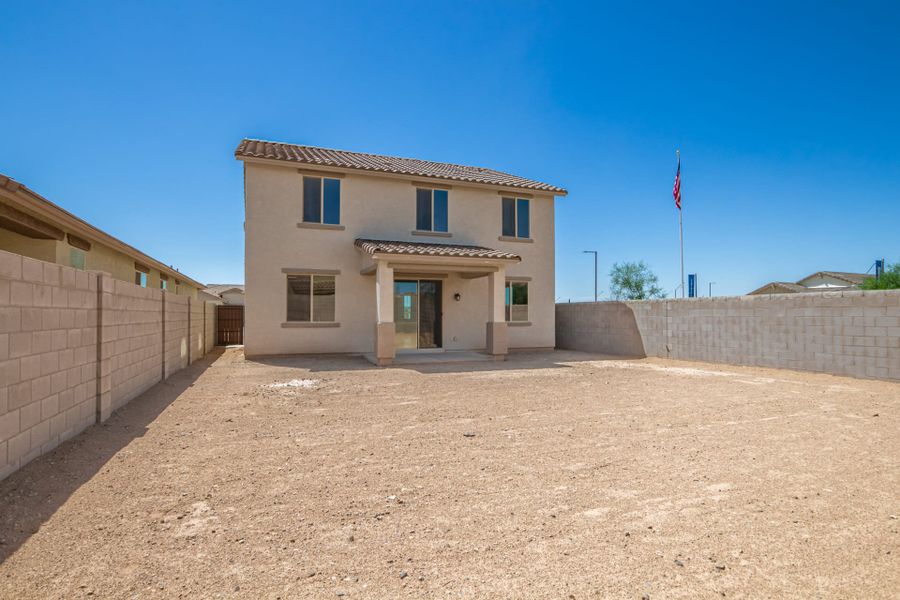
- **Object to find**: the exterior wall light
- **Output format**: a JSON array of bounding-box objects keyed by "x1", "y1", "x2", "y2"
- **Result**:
[{"x1": 453, "y1": 293, "x2": 462, "y2": 301}]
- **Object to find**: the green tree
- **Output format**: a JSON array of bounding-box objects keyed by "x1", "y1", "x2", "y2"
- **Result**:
[
  {"x1": 609, "y1": 261, "x2": 666, "y2": 300},
  {"x1": 860, "y1": 261, "x2": 900, "y2": 290}
]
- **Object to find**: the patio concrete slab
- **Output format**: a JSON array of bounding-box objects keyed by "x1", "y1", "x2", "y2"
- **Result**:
[{"x1": 364, "y1": 349, "x2": 499, "y2": 366}]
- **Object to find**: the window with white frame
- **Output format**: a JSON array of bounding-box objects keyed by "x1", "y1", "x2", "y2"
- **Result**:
[
  {"x1": 501, "y1": 197, "x2": 530, "y2": 238},
  {"x1": 302, "y1": 176, "x2": 341, "y2": 225},
  {"x1": 505, "y1": 281, "x2": 528, "y2": 322},
  {"x1": 287, "y1": 274, "x2": 336, "y2": 322},
  {"x1": 415, "y1": 188, "x2": 449, "y2": 232}
]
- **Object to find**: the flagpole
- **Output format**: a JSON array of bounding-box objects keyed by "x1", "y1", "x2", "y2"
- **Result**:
[{"x1": 677, "y1": 149, "x2": 684, "y2": 298}]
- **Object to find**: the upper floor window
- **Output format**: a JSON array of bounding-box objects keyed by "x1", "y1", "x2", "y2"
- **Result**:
[
  {"x1": 505, "y1": 281, "x2": 528, "y2": 322},
  {"x1": 287, "y1": 274, "x2": 336, "y2": 322},
  {"x1": 501, "y1": 197, "x2": 530, "y2": 238},
  {"x1": 416, "y1": 188, "x2": 448, "y2": 232},
  {"x1": 160, "y1": 275, "x2": 168, "y2": 291},
  {"x1": 303, "y1": 176, "x2": 341, "y2": 225},
  {"x1": 134, "y1": 263, "x2": 149, "y2": 287}
]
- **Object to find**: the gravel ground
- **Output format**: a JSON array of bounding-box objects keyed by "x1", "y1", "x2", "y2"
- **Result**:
[{"x1": 0, "y1": 348, "x2": 898, "y2": 599}]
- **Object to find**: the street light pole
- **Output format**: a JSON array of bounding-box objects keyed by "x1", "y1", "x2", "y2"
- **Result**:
[{"x1": 583, "y1": 251, "x2": 598, "y2": 302}]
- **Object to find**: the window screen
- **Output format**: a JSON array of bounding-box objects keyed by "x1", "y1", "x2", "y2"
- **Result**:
[
  {"x1": 323, "y1": 178, "x2": 340, "y2": 225},
  {"x1": 433, "y1": 189, "x2": 448, "y2": 232},
  {"x1": 502, "y1": 197, "x2": 516, "y2": 237},
  {"x1": 303, "y1": 176, "x2": 322, "y2": 223},
  {"x1": 416, "y1": 188, "x2": 432, "y2": 231}
]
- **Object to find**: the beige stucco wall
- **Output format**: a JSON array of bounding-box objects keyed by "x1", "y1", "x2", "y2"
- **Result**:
[
  {"x1": 243, "y1": 162, "x2": 557, "y2": 356},
  {"x1": 0, "y1": 228, "x2": 57, "y2": 263},
  {"x1": 0, "y1": 223, "x2": 199, "y2": 299}
]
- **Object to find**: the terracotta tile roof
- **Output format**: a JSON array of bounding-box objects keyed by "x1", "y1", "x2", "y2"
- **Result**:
[
  {"x1": 235, "y1": 139, "x2": 567, "y2": 195},
  {"x1": 748, "y1": 281, "x2": 811, "y2": 295},
  {"x1": 354, "y1": 238, "x2": 521, "y2": 261}
]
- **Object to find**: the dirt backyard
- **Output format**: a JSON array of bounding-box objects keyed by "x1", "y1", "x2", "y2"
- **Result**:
[{"x1": 0, "y1": 348, "x2": 898, "y2": 599}]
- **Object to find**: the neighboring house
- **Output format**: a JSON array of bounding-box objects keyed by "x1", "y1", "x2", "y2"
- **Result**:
[
  {"x1": 203, "y1": 284, "x2": 245, "y2": 305},
  {"x1": 0, "y1": 174, "x2": 204, "y2": 296},
  {"x1": 749, "y1": 271, "x2": 871, "y2": 295},
  {"x1": 198, "y1": 289, "x2": 225, "y2": 305},
  {"x1": 236, "y1": 139, "x2": 567, "y2": 363}
]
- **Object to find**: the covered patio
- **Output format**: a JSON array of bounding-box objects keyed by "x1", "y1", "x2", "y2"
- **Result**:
[{"x1": 355, "y1": 238, "x2": 521, "y2": 366}]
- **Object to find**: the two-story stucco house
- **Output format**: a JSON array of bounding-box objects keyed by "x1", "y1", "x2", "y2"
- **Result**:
[{"x1": 236, "y1": 139, "x2": 567, "y2": 364}]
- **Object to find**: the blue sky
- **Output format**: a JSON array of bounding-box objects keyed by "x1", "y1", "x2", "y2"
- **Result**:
[{"x1": 2, "y1": 1, "x2": 898, "y2": 299}]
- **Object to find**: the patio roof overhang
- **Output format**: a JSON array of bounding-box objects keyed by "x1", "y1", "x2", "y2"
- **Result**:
[{"x1": 355, "y1": 238, "x2": 520, "y2": 279}]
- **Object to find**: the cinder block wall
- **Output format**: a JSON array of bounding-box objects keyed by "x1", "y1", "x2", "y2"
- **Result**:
[
  {"x1": 204, "y1": 304, "x2": 215, "y2": 352},
  {"x1": 1, "y1": 249, "x2": 217, "y2": 481},
  {"x1": 189, "y1": 298, "x2": 204, "y2": 364},
  {"x1": 1, "y1": 254, "x2": 98, "y2": 479},
  {"x1": 164, "y1": 295, "x2": 189, "y2": 377},
  {"x1": 101, "y1": 278, "x2": 164, "y2": 418},
  {"x1": 556, "y1": 290, "x2": 900, "y2": 381}
]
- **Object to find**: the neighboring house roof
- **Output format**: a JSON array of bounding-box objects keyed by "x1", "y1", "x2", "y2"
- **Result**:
[
  {"x1": 234, "y1": 139, "x2": 568, "y2": 195},
  {"x1": 197, "y1": 290, "x2": 224, "y2": 304},
  {"x1": 797, "y1": 271, "x2": 870, "y2": 286},
  {"x1": 354, "y1": 238, "x2": 521, "y2": 261},
  {"x1": 204, "y1": 284, "x2": 244, "y2": 296},
  {"x1": 748, "y1": 270, "x2": 873, "y2": 295},
  {"x1": 0, "y1": 174, "x2": 205, "y2": 288},
  {"x1": 747, "y1": 282, "x2": 811, "y2": 295}
]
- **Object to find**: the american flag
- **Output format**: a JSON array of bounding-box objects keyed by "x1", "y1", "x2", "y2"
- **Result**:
[{"x1": 673, "y1": 154, "x2": 682, "y2": 210}]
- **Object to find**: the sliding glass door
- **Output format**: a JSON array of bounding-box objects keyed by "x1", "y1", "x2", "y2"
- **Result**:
[{"x1": 394, "y1": 280, "x2": 442, "y2": 349}]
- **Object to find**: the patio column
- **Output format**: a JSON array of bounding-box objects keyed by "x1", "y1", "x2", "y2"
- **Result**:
[
  {"x1": 486, "y1": 267, "x2": 508, "y2": 359},
  {"x1": 374, "y1": 260, "x2": 395, "y2": 366}
]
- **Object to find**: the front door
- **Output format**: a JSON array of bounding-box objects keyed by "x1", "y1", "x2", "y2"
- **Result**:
[{"x1": 394, "y1": 280, "x2": 442, "y2": 349}]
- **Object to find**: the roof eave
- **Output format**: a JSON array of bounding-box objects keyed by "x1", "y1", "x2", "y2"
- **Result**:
[
  {"x1": 747, "y1": 282, "x2": 801, "y2": 295},
  {"x1": 0, "y1": 176, "x2": 206, "y2": 289},
  {"x1": 235, "y1": 153, "x2": 567, "y2": 196}
]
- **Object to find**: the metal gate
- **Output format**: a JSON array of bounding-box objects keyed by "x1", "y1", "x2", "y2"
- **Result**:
[{"x1": 216, "y1": 305, "x2": 244, "y2": 345}]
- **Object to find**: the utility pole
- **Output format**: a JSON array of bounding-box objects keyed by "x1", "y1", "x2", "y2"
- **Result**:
[{"x1": 583, "y1": 250, "x2": 598, "y2": 302}]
